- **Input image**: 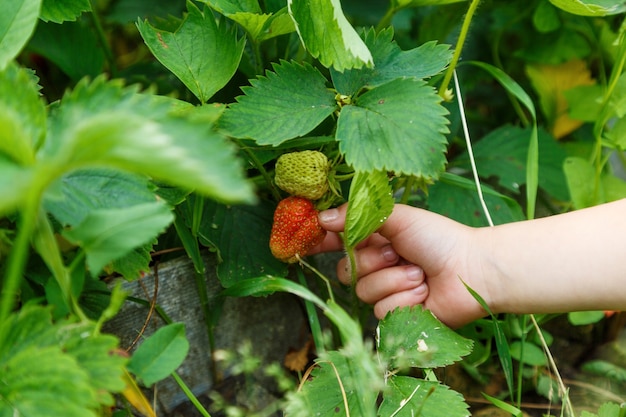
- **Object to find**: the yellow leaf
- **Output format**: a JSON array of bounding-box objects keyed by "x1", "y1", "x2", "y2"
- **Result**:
[
  {"x1": 121, "y1": 369, "x2": 156, "y2": 417},
  {"x1": 526, "y1": 59, "x2": 595, "y2": 139}
]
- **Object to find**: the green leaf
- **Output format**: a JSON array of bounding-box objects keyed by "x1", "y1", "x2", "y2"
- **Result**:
[
  {"x1": 0, "y1": 0, "x2": 42, "y2": 70},
  {"x1": 378, "y1": 376, "x2": 470, "y2": 417},
  {"x1": 428, "y1": 173, "x2": 525, "y2": 227},
  {"x1": 189, "y1": 198, "x2": 287, "y2": 287},
  {"x1": 465, "y1": 60, "x2": 539, "y2": 219},
  {"x1": 378, "y1": 306, "x2": 473, "y2": 369},
  {"x1": 200, "y1": 0, "x2": 295, "y2": 41},
  {"x1": 27, "y1": 20, "x2": 105, "y2": 81},
  {"x1": 0, "y1": 157, "x2": 32, "y2": 216},
  {"x1": 110, "y1": 243, "x2": 154, "y2": 280},
  {"x1": 548, "y1": 0, "x2": 626, "y2": 16},
  {"x1": 533, "y1": 1, "x2": 561, "y2": 33},
  {"x1": 43, "y1": 76, "x2": 255, "y2": 204},
  {"x1": 336, "y1": 78, "x2": 449, "y2": 177},
  {"x1": 40, "y1": 0, "x2": 91, "y2": 22},
  {"x1": 0, "y1": 62, "x2": 46, "y2": 165},
  {"x1": 205, "y1": 0, "x2": 262, "y2": 14},
  {"x1": 284, "y1": 350, "x2": 379, "y2": 417},
  {"x1": 127, "y1": 323, "x2": 190, "y2": 387},
  {"x1": 582, "y1": 361, "x2": 626, "y2": 384},
  {"x1": 221, "y1": 276, "x2": 327, "y2": 308},
  {"x1": 453, "y1": 125, "x2": 569, "y2": 201},
  {"x1": 0, "y1": 306, "x2": 126, "y2": 417},
  {"x1": 509, "y1": 340, "x2": 547, "y2": 367},
  {"x1": 62, "y1": 201, "x2": 174, "y2": 275},
  {"x1": 331, "y1": 28, "x2": 452, "y2": 96},
  {"x1": 44, "y1": 168, "x2": 158, "y2": 227},
  {"x1": 220, "y1": 60, "x2": 337, "y2": 145},
  {"x1": 59, "y1": 322, "x2": 127, "y2": 405},
  {"x1": 563, "y1": 156, "x2": 601, "y2": 209},
  {"x1": 287, "y1": 0, "x2": 373, "y2": 71},
  {"x1": 462, "y1": 281, "x2": 514, "y2": 400},
  {"x1": 344, "y1": 169, "x2": 393, "y2": 248},
  {"x1": 568, "y1": 310, "x2": 606, "y2": 325},
  {"x1": 482, "y1": 393, "x2": 523, "y2": 417},
  {"x1": 564, "y1": 84, "x2": 603, "y2": 122},
  {"x1": 393, "y1": 0, "x2": 465, "y2": 7},
  {"x1": 44, "y1": 169, "x2": 161, "y2": 279},
  {"x1": 137, "y1": 0, "x2": 245, "y2": 103}
]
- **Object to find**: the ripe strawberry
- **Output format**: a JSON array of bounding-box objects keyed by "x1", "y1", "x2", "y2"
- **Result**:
[
  {"x1": 274, "y1": 150, "x2": 330, "y2": 200},
  {"x1": 269, "y1": 196, "x2": 327, "y2": 263}
]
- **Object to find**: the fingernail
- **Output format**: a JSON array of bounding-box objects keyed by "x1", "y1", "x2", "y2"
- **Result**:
[
  {"x1": 413, "y1": 283, "x2": 428, "y2": 295},
  {"x1": 406, "y1": 265, "x2": 423, "y2": 281},
  {"x1": 381, "y1": 245, "x2": 398, "y2": 262},
  {"x1": 319, "y1": 208, "x2": 339, "y2": 223}
]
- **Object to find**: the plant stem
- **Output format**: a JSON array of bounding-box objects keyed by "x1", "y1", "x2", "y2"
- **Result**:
[
  {"x1": 399, "y1": 176, "x2": 415, "y2": 205},
  {"x1": 439, "y1": 0, "x2": 482, "y2": 98},
  {"x1": 235, "y1": 140, "x2": 282, "y2": 201},
  {"x1": 172, "y1": 371, "x2": 212, "y2": 417},
  {"x1": 296, "y1": 265, "x2": 326, "y2": 354},
  {"x1": 376, "y1": 5, "x2": 399, "y2": 32},
  {"x1": 89, "y1": 4, "x2": 117, "y2": 77},
  {"x1": 0, "y1": 190, "x2": 40, "y2": 324},
  {"x1": 591, "y1": 25, "x2": 626, "y2": 204}
]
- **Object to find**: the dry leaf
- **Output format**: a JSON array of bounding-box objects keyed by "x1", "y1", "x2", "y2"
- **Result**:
[
  {"x1": 284, "y1": 338, "x2": 314, "y2": 372},
  {"x1": 526, "y1": 59, "x2": 595, "y2": 139}
]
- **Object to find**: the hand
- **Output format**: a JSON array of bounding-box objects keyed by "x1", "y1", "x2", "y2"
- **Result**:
[{"x1": 310, "y1": 203, "x2": 491, "y2": 328}]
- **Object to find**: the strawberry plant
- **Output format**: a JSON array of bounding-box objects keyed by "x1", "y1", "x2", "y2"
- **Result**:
[{"x1": 2, "y1": 0, "x2": 626, "y2": 416}]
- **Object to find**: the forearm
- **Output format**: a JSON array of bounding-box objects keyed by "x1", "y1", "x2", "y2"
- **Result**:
[{"x1": 480, "y1": 199, "x2": 626, "y2": 315}]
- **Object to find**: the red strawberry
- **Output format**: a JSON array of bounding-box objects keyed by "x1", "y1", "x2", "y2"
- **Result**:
[{"x1": 269, "y1": 196, "x2": 327, "y2": 263}]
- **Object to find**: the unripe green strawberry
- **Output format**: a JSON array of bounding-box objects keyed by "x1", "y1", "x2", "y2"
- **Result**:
[
  {"x1": 274, "y1": 150, "x2": 330, "y2": 200},
  {"x1": 269, "y1": 196, "x2": 326, "y2": 263}
]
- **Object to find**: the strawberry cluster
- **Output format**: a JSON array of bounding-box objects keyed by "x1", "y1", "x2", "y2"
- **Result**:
[{"x1": 269, "y1": 151, "x2": 329, "y2": 263}]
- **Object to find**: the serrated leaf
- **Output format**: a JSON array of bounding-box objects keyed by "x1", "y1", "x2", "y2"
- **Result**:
[
  {"x1": 40, "y1": 0, "x2": 91, "y2": 23},
  {"x1": 378, "y1": 376, "x2": 470, "y2": 417},
  {"x1": 0, "y1": 62, "x2": 46, "y2": 165},
  {"x1": 62, "y1": 201, "x2": 174, "y2": 275},
  {"x1": 344, "y1": 169, "x2": 393, "y2": 248},
  {"x1": 110, "y1": 243, "x2": 154, "y2": 280},
  {"x1": 27, "y1": 20, "x2": 105, "y2": 81},
  {"x1": 189, "y1": 198, "x2": 287, "y2": 287},
  {"x1": 59, "y1": 324, "x2": 127, "y2": 405},
  {"x1": 331, "y1": 28, "x2": 452, "y2": 96},
  {"x1": 220, "y1": 60, "x2": 337, "y2": 145},
  {"x1": 378, "y1": 306, "x2": 473, "y2": 369},
  {"x1": 548, "y1": 0, "x2": 626, "y2": 16},
  {"x1": 127, "y1": 323, "x2": 189, "y2": 387},
  {"x1": 428, "y1": 173, "x2": 525, "y2": 227},
  {"x1": 336, "y1": 78, "x2": 449, "y2": 176},
  {"x1": 284, "y1": 350, "x2": 379, "y2": 417},
  {"x1": 287, "y1": 0, "x2": 373, "y2": 71},
  {"x1": 0, "y1": 346, "x2": 98, "y2": 417},
  {"x1": 137, "y1": 0, "x2": 245, "y2": 103},
  {"x1": 44, "y1": 168, "x2": 157, "y2": 226},
  {"x1": 0, "y1": 306, "x2": 126, "y2": 417},
  {"x1": 0, "y1": 0, "x2": 42, "y2": 70},
  {"x1": 43, "y1": 76, "x2": 255, "y2": 204},
  {"x1": 200, "y1": 0, "x2": 295, "y2": 41}
]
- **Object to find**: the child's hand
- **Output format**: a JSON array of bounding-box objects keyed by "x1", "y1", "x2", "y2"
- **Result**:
[{"x1": 310, "y1": 203, "x2": 491, "y2": 328}]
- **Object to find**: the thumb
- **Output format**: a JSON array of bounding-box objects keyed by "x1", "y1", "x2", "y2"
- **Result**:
[{"x1": 317, "y1": 204, "x2": 348, "y2": 233}]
